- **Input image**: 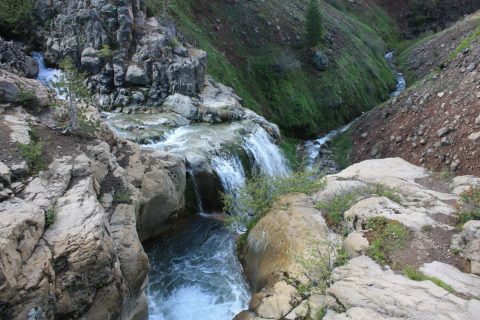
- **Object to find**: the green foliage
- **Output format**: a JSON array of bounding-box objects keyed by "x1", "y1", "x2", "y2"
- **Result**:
[
  {"x1": 53, "y1": 58, "x2": 98, "y2": 135},
  {"x1": 317, "y1": 184, "x2": 401, "y2": 234},
  {"x1": 97, "y1": 44, "x2": 113, "y2": 59},
  {"x1": 449, "y1": 26, "x2": 480, "y2": 61},
  {"x1": 330, "y1": 131, "x2": 352, "y2": 169},
  {"x1": 45, "y1": 206, "x2": 57, "y2": 229},
  {"x1": 297, "y1": 237, "x2": 348, "y2": 294},
  {"x1": 456, "y1": 186, "x2": 480, "y2": 225},
  {"x1": 305, "y1": 0, "x2": 323, "y2": 47},
  {"x1": 404, "y1": 266, "x2": 455, "y2": 293},
  {"x1": 113, "y1": 189, "x2": 132, "y2": 204},
  {"x1": 279, "y1": 138, "x2": 301, "y2": 170},
  {"x1": 15, "y1": 89, "x2": 36, "y2": 107},
  {"x1": 17, "y1": 129, "x2": 46, "y2": 176},
  {"x1": 224, "y1": 169, "x2": 326, "y2": 232},
  {"x1": 440, "y1": 170, "x2": 455, "y2": 183},
  {"x1": 153, "y1": 0, "x2": 397, "y2": 138},
  {"x1": 315, "y1": 308, "x2": 327, "y2": 320},
  {"x1": 0, "y1": 0, "x2": 34, "y2": 36},
  {"x1": 366, "y1": 217, "x2": 410, "y2": 265},
  {"x1": 372, "y1": 183, "x2": 401, "y2": 203},
  {"x1": 316, "y1": 187, "x2": 367, "y2": 234}
]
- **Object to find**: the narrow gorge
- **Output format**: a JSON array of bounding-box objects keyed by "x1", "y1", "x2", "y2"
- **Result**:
[{"x1": 1, "y1": 1, "x2": 480, "y2": 320}]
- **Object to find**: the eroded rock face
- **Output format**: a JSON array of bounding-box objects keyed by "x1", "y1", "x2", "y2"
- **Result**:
[
  {"x1": 0, "y1": 69, "x2": 50, "y2": 107},
  {"x1": 324, "y1": 256, "x2": 480, "y2": 320},
  {"x1": 0, "y1": 149, "x2": 149, "y2": 319},
  {"x1": 39, "y1": 0, "x2": 207, "y2": 109}
]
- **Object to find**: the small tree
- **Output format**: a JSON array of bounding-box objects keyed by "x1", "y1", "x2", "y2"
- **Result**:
[
  {"x1": 0, "y1": 0, "x2": 34, "y2": 37},
  {"x1": 52, "y1": 58, "x2": 97, "y2": 135},
  {"x1": 305, "y1": 0, "x2": 323, "y2": 47}
]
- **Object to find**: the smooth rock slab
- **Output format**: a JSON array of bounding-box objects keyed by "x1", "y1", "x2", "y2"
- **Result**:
[
  {"x1": 420, "y1": 261, "x2": 480, "y2": 298},
  {"x1": 326, "y1": 256, "x2": 480, "y2": 319}
]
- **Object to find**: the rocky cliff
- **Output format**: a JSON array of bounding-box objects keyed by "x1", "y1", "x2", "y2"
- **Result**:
[
  {"x1": 36, "y1": 0, "x2": 207, "y2": 110},
  {"x1": 349, "y1": 11, "x2": 480, "y2": 176},
  {"x1": 237, "y1": 158, "x2": 480, "y2": 319},
  {"x1": 375, "y1": 0, "x2": 480, "y2": 37}
]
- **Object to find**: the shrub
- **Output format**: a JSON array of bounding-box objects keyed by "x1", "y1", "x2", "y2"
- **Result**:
[
  {"x1": 0, "y1": 0, "x2": 34, "y2": 37},
  {"x1": 404, "y1": 266, "x2": 454, "y2": 293},
  {"x1": 97, "y1": 44, "x2": 113, "y2": 59},
  {"x1": 297, "y1": 236, "x2": 347, "y2": 294},
  {"x1": 45, "y1": 206, "x2": 57, "y2": 229},
  {"x1": 16, "y1": 89, "x2": 36, "y2": 107},
  {"x1": 316, "y1": 187, "x2": 368, "y2": 234},
  {"x1": 17, "y1": 140, "x2": 46, "y2": 175},
  {"x1": 224, "y1": 169, "x2": 326, "y2": 232},
  {"x1": 372, "y1": 183, "x2": 401, "y2": 203},
  {"x1": 456, "y1": 186, "x2": 480, "y2": 225},
  {"x1": 113, "y1": 189, "x2": 132, "y2": 204},
  {"x1": 366, "y1": 217, "x2": 410, "y2": 265}
]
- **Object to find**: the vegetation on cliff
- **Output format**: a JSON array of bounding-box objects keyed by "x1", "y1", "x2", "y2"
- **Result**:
[{"x1": 146, "y1": 0, "x2": 399, "y2": 138}]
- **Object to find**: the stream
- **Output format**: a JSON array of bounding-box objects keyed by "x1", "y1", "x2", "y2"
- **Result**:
[{"x1": 32, "y1": 50, "x2": 405, "y2": 320}]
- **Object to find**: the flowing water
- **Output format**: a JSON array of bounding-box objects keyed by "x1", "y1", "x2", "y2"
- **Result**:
[
  {"x1": 303, "y1": 52, "x2": 407, "y2": 168},
  {"x1": 144, "y1": 217, "x2": 251, "y2": 320},
  {"x1": 32, "y1": 52, "x2": 64, "y2": 97},
  {"x1": 145, "y1": 124, "x2": 290, "y2": 319}
]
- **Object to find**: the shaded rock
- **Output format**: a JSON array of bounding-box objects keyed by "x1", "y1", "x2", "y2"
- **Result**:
[
  {"x1": 313, "y1": 51, "x2": 329, "y2": 71},
  {"x1": 125, "y1": 65, "x2": 149, "y2": 86}
]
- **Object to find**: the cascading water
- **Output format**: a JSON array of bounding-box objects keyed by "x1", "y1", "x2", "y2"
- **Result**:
[
  {"x1": 32, "y1": 53, "x2": 64, "y2": 98},
  {"x1": 243, "y1": 127, "x2": 290, "y2": 177},
  {"x1": 211, "y1": 154, "x2": 246, "y2": 196},
  {"x1": 145, "y1": 122, "x2": 292, "y2": 320},
  {"x1": 145, "y1": 217, "x2": 251, "y2": 320}
]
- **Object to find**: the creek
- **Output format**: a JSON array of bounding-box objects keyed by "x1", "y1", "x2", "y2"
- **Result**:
[{"x1": 32, "y1": 50, "x2": 405, "y2": 320}]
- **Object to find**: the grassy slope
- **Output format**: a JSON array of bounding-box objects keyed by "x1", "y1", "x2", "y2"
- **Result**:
[{"x1": 147, "y1": 0, "x2": 400, "y2": 138}]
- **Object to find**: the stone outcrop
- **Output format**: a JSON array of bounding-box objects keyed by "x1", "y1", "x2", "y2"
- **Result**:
[
  {"x1": 120, "y1": 142, "x2": 187, "y2": 241},
  {"x1": 38, "y1": 0, "x2": 207, "y2": 109},
  {"x1": 0, "y1": 69, "x2": 50, "y2": 107},
  {"x1": 0, "y1": 142, "x2": 150, "y2": 319},
  {"x1": 325, "y1": 256, "x2": 480, "y2": 320},
  {"x1": 239, "y1": 158, "x2": 480, "y2": 320}
]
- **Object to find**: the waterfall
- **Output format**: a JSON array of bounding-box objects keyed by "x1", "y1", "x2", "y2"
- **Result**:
[
  {"x1": 32, "y1": 52, "x2": 65, "y2": 98},
  {"x1": 210, "y1": 154, "x2": 246, "y2": 196},
  {"x1": 243, "y1": 127, "x2": 290, "y2": 177}
]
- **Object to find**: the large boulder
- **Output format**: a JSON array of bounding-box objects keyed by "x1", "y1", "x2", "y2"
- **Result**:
[
  {"x1": 0, "y1": 69, "x2": 50, "y2": 107},
  {"x1": 127, "y1": 148, "x2": 187, "y2": 241}
]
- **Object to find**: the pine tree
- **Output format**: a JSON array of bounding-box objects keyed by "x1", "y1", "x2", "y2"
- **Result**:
[
  {"x1": 52, "y1": 58, "x2": 96, "y2": 135},
  {"x1": 305, "y1": 0, "x2": 323, "y2": 47}
]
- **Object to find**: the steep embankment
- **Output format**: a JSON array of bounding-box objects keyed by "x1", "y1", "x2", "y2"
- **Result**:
[
  {"x1": 374, "y1": 0, "x2": 480, "y2": 38},
  {"x1": 147, "y1": 0, "x2": 399, "y2": 138},
  {"x1": 350, "y1": 11, "x2": 480, "y2": 176}
]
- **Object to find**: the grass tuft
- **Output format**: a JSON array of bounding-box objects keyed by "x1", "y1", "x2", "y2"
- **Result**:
[
  {"x1": 404, "y1": 266, "x2": 455, "y2": 293},
  {"x1": 366, "y1": 217, "x2": 410, "y2": 265},
  {"x1": 456, "y1": 186, "x2": 480, "y2": 225}
]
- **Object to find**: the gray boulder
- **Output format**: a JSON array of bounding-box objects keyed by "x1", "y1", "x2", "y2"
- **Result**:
[{"x1": 313, "y1": 51, "x2": 330, "y2": 71}]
